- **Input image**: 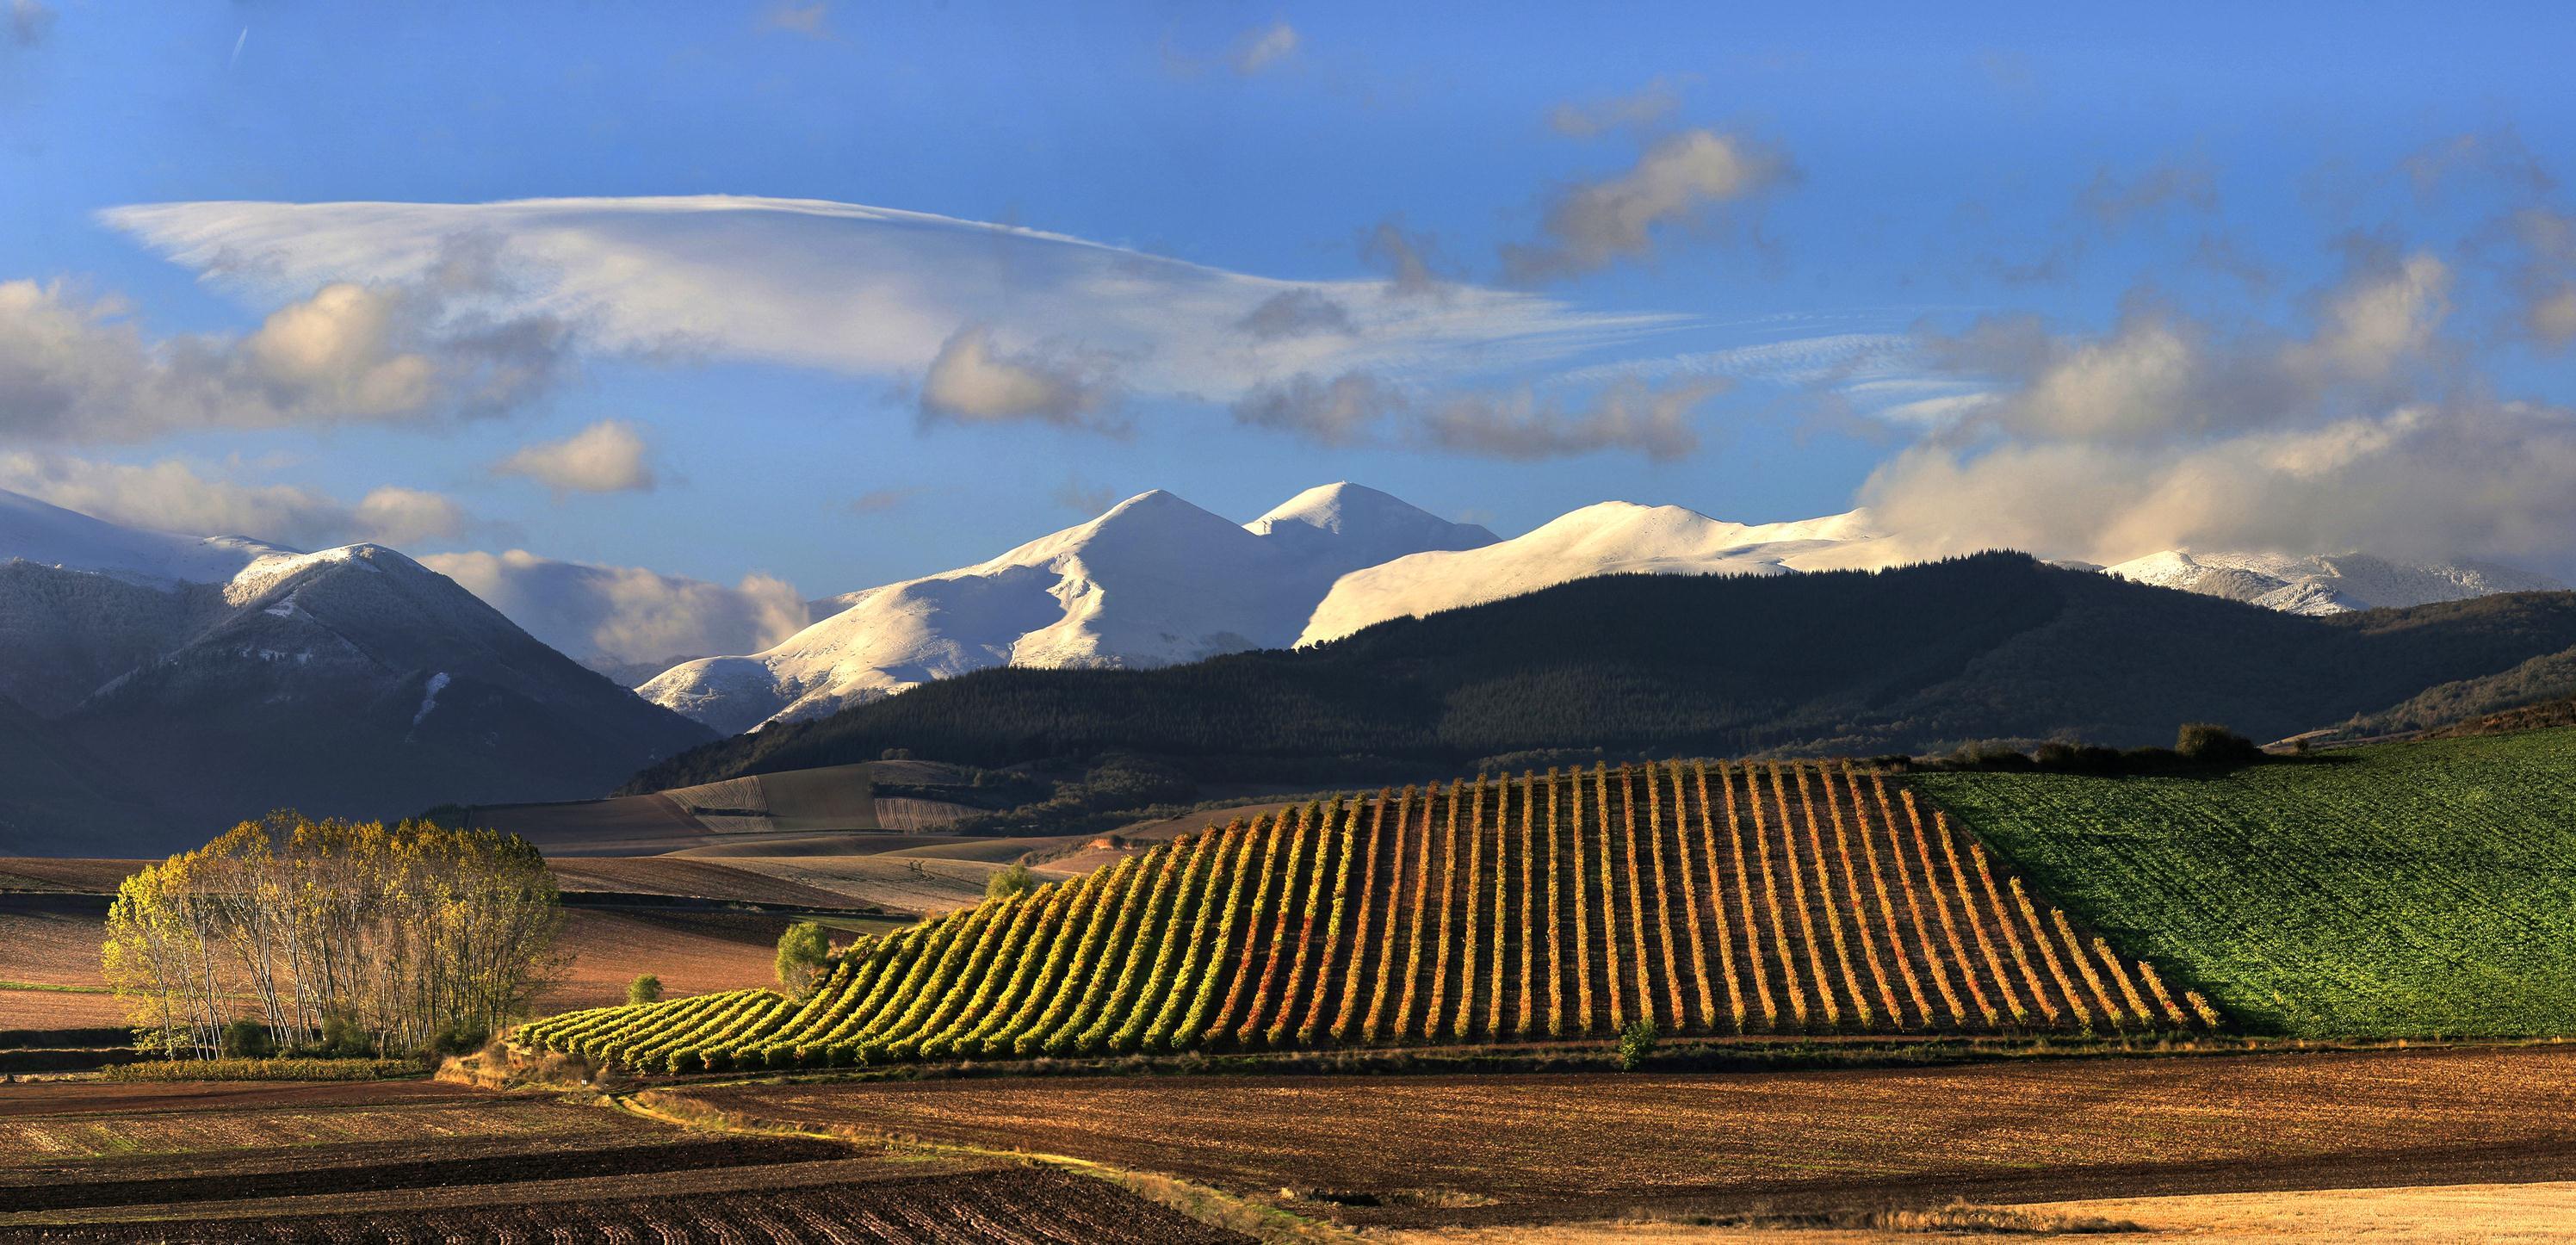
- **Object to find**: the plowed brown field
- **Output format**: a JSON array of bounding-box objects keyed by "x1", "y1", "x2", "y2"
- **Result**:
[
  {"x1": 672, "y1": 1045, "x2": 2576, "y2": 1227},
  {"x1": 0, "y1": 1079, "x2": 1248, "y2": 1242}
]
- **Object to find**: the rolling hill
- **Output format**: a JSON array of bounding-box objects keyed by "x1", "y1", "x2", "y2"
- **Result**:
[
  {"x1": 1917, "y1": 728, "x2": 2576, "y2": 1038},
  {"x1": 521, "y1": 759, "x2": 2191, "y2": 1071},
  {"x1": 628, "y1": 553, "x2": 2576, "y2": 792}
]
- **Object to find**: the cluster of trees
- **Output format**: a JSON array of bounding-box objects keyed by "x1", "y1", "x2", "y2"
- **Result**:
[
  {"x1": 103, "y1": 814, "x2": 566, "y2": 1060},
  {"x1": 1898, "y1": 723, "x2": 2272, "y2": 775}
]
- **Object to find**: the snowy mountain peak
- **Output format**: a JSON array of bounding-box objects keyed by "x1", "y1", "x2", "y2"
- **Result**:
[
  {"x1": 638, "y1": 481, "x2": 1503, "y2": 734},
  {"x1": 0, "y1": 486, "x2": 299, "y2": 588},
  {"x1": 1246, "y1": 481, "x2": 1497, "y2": 577},
  {"x1": 2103, "y1": 548, "x2": 2565, "y2": 615},
  {"x1": 1295, "y1": 502, "x2": 1887, "y2": 647}
]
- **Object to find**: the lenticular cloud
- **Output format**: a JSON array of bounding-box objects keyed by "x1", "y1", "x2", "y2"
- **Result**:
[{"x1": 101, "y1": 196, "x2": 1680, "y2": 403}]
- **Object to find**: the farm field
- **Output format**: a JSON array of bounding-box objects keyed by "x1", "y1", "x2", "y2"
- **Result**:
[
  {"x1": 0, "y1": 1078, "x2": 1241, "y2": 1242},
  {"x1": 470, "y1": 760, "x2": 1006, "y2": 855},
  {"x1": 669, "y1": 1044, "x2": 2576, "y2": 1230},
  {"x1": 0, "y1": 905, "x2": 829, "y2": 1023},
  {"x1": 526, "y1": 761, "x2": 2193, "y2": 1072},
  {"x1": 1917, "y1": 728, "x2": 2576, "y2": 1038}
]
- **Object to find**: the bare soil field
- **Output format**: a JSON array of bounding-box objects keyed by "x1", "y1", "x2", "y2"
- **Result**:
[
  {"x1": 0, "y1": 987, "x2": 125, "y2": 1029},
  {"x1": 706, "y1": 852, "x2": 1066, "y2": 914},
  {"x1": 0, "y1": 1079, "x2": 610, "y2": 1163},
  {"x1": 545, "y1": 857, "x2": 864, "y2": 908},
  {"x1": 0, "y1": 1078, "x2": 1246, "y2": 1242},
  {"x1": 539, "y1": 909, "x2": 802, "y2": 1011},
  {"x1": 0, "y1": 859, "x2": 141, "y2": 894},
  {"x1": 671, "y1": 1045, "x2": 2576, "y2": 1228},
  {"x1": 0, "y1": 907, "x2": 114, "y2": 986},
  {"x1": 469, "y1": 792, "x2": 729, "y2": 855}
]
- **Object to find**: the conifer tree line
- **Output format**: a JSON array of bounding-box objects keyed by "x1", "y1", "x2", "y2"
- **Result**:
[
  {"x1": 525, "y1": 761, "x2": 2214, "y2": 1072},
  {"x1": 104, "y1": 815, "x2": 567, "y2": 1059}
]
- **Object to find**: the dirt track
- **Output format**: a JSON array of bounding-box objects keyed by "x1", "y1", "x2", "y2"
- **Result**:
[{"x1": 674, "y1": 1045, "x2": 2576, "y2": 1226}]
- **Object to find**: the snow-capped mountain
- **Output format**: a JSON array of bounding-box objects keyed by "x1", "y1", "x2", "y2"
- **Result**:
[
  {"x1": 0, "y1": 489, "x2": 711, "y2": 853},
  {"x1": 1296, "y1": 503, "x2": 1886, "y2": 647},
  {"x1": 642, "y1": 483, "x2": 1495, "y2": 734},
  {"x1": 0, "y1": 486, "x2": 294, "y2": 587},
  {"x1": 2102, "y1": 550, "x2": 2566, "y2": 616}
]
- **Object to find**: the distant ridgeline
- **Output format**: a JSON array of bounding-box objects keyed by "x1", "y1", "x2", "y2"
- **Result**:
[
  {"x1": 626, "y1": 553, "x2": 2576, "y2": 793},
  {"x1": 521, "y1": 760, "x2": 2209, "y2": 1072}
]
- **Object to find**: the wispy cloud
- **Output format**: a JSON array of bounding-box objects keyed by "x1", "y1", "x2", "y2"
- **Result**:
[
  {"x1": 1501, "y1": 130, "x2": 1796, "y2": 281},
  {"x1": 423, "y1": 549, "x2": 808, "y2": 666},
  {"x1": 1230, "y1": 20, "x2": 1299, "y2": 74},
  {"x1": 1546, "y1": 75, "x2": 1689, "y2": 139},
  {"x1": 1050, "y1": 475, "x2": 1116, "y2": 516},
  {"x1": 759, "y1": 2, "x2": 833, "y2": 40},
  {"x1": 0, "y1": 452, "x2": 471, "y2": 550},
  {"x1": 8, "y1": 0, "x2": 53, "y2": 47},
  {"x1": 1232, "y1": 370, "x2": 1728, "y2": 461},
  {"x1": 103, "y1": 196, "x2": 1683, "y2": 414},
  {"x1": 845, "y1": 486, "x2": 928, "y2": 515}
]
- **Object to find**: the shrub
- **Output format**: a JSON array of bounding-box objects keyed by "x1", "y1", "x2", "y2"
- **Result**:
[
  {"x1": 319, "y1": 1016, "x2": 376, "y2": 1058},
  {"x1": 628, "y1": 973, "x2": 663, "y2": 1005},
  {"x1": 425, "y1": 1020, "x2": 490, "y2": 1059},
  {"x1": 1616, "y1": 1018, "x2": 1659, "y2": 1070},
  {"x1": 986, "y1": 861, "x2": 1036, "y2": 901},
  {"x1": 776, "y1": 920, "x2": 833, "y2": 999},
  {"x1": 2176, "y1": 722, "x2": 2264, "y2": 765},
  {"x1": 221, "y1": 1019, "x2": 274, "y2": 1059}
]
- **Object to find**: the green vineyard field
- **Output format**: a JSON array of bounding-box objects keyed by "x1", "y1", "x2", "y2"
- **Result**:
[
  {"x1": 519, "y1": 761, "x2": 2201, "y2": 1072},
  {"x1": 1918, "y1": 728, "x2": 2576, "y2": 1040}
]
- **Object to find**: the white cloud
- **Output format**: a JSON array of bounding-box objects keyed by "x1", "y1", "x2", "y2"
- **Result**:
[
  {"x1": 0, "y1": 263, "x2": 567, "y2": 444},
  {"x1": 760, "y1": 2, "x2": 829, "y2": 38},
  {"x1": 1546, "y1": 76, "x2": 1688, "y2": 139},
  {"x1": 2076, "y1": 159, "x2": 2219, "y2": 228},
  {"x1": 9, "y1": 0, "x2": 53, "y2": 46},
  {"x1": 1846, "y1": 401, "x2": 2576, "y2": 575},
  {"x1": 1502, "y1": 130, "x2": 1795, "y2": 281},
  {"x1": 422, "y1": 549, "x2": 808, "y2": 668},
  {"x1": 100, "y1": 196, "x2": 1680, "y2": 414},
  {"x1": 0, "y1": 453, "x2": 468, "y2": 549},
  {"x1": 845, "y1": 486, "x2": 926, "y2": 515},
  {"x1": 1230, "y1": 21, "x2": 1299, "y2": 74},
  {"x1": 1050, "y1": 476, "x2": 1116, "y2": 516},
  {"x1": 493, "y1": 419, "x2": 657, "y2": 493},
  {"x1": 918, "y1": 325, "x2": 1118, "y2": 428},
  {"x1": 1232, "y1": 371, "x2": 1727, "y2": 461},
  {"x1": 1838, "y1": 250, "x2": 2576, "y2": 577},
  {"x1": 2529, "y1": 284, "x2": 2576, "y2": 350}
]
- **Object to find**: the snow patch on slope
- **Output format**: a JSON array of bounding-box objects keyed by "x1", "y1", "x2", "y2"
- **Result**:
[
  {"x1": 0, "y1": 487, "x2": 297, "y2": 588},
  {"x1": 2102, "y1": 549, "x2": 2565, "y2": 615},
  {"x1": 412, "y1": 672, "x2": 451, "y2": 727},
  {"x1": 1296, "y1": 502, "x2": 1886, "y2": 646}
]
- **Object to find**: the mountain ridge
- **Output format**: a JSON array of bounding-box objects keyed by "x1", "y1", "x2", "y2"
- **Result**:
[
  {"x1": 625, "y1": 553, "x2": 2576, "y2": 792},
  {"x1": 0, "y1": 496, "x2": 715, "y2": 855},
  {"x1": 638, "y1": 482, "x2": 1496, "y2": 734}
]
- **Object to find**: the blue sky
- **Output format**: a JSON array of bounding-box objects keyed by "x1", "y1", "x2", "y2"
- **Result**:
[{"x1": 3, "y1": 1, "x2": 2573, "y2": 664}]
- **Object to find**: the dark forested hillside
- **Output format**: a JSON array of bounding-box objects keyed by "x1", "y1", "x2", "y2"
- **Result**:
[{"x1": 628, "y1": 554, "x2": 2576, "y2": 791}]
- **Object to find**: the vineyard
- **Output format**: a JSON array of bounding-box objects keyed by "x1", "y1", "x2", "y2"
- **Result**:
[
  {"x1": 1918, "y1": 727, "x2": 2576, "y2": 1039},
  {"x1": 519, "y1": 761, "x2": 2208, "y2": 1072}
]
